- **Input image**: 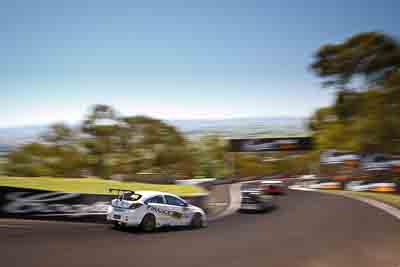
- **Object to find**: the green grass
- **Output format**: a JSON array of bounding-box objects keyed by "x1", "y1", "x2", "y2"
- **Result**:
[
  {"x1": 0, "y1": 177, "x2": 206, "y2": 197},
  {"x1": 321, "y1": 190, "x2": 400, "y2": 209}
]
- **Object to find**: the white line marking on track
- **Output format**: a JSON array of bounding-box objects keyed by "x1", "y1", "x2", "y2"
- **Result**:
[
  {"x1": 290, "y1": 186, "x2": 400, "y2": 221},
  {"x1": 209, "y1": 183, "x2": 242, "y2": 221},
  {"x1": 339, "y1": 194, "x2": 400, "y2": 221}
]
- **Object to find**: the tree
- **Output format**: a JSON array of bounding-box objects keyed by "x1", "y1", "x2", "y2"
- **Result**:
[
  {"x1": 115, "y1": 115, "x2": 194, "y2": 178},
  {"x1": 311, "y1": 32, "x2": 400, "y2": 89},
  {"x1": 82, "y1": 105, "x2": 121, "y2": 178},
  {"x1": 194, "y1": 135, "x2": 228, "y2": 178},
  {"x1": 308, "y1": 106, "x2": 336, "y2": 131},
  {"x1": 6, "y1": 143, "x2": 55, "y2": 177},
  {"x1": 41, "y1": 123, "x2": 75, "y2": 147},
  {"x1": 310, "y1": 32, "x2": 400, "y2": 154},
  {"x1": 6, "y1": 135, "x2": 86, "y2": 178},
  {"x1": 272, "y1": 153, "x2": 319, "y2": 176},
  {"x1": 5, "y1": 104, "x2": 202, "y2": 180},
  {"x1": 234, "y1": 153, "x2": 272, "y2": 177}
]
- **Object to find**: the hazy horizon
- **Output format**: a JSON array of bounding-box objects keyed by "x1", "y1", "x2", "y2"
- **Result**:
[
  {"x1": 0, "y1": 115, "x2": 308, "y2": 129},
  {"x1": 0, "y1": 116, "x2": 309, "y2": 146}
]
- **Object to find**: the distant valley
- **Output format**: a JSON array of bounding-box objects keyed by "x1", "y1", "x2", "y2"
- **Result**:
[{"x1": 0, "y1": 117, "x2": 309, "y2": 149}]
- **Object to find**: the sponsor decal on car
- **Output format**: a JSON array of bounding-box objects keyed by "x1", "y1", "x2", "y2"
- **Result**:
[{"x1": 146, "y1": 205, "x2": 186, "y2": 219}]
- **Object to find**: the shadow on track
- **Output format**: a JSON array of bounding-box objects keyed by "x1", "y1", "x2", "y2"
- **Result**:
[
  {"x1": 110, "y1": 224, "x2": 205, "y2": 234},
  {"x1": 237, "y1": 206, "x2": 278, "y2": 214}
]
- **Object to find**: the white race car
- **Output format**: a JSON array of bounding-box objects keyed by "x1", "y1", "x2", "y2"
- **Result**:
[
  {"x1": 107, "y1": 189, "x2": 207, "y2": 231},
  {"x1": 345, "y1": 180, "x2": 397, "y2": 192}
]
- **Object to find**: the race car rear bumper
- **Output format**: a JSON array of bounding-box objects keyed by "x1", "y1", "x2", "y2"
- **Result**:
[{"x1": 107, "y1": 210, "x2": 142, "y2": 226}]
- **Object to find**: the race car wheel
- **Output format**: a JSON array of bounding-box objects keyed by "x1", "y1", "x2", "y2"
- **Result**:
[
  {"x1": 113, "y1": 221, "x2": 125, "y2": 229},
  {"x1": 140, "y1": 214, "x2": 156, "y2": 232},
  {"x1": 190, "y1": 213, "x2": 203, "y2": 229},
  {"x1": 113, "y1": 221, "x2": 121, "y2": 229}
]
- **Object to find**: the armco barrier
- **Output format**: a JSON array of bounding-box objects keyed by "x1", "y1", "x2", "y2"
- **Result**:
[{"x1": 0, "y1": 187, "x2": 208, "y2": 223}]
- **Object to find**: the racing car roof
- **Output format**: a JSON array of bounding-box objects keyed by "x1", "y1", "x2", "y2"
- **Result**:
[
  {"x1": 135, "y1": 191, "x2": 185, "y2": 200},
  {"x1": 261, "y1": 180, "x2": 283, "y2": 184}
]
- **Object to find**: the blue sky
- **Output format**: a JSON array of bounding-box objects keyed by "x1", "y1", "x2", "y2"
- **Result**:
[{"x1": 1, "y1": 0, "x2": 399, "y2": 127}]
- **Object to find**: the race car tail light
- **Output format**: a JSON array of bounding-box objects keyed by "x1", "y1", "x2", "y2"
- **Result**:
[{"x1": 129, "y1": 203, "x2": 143, "y2": 209}]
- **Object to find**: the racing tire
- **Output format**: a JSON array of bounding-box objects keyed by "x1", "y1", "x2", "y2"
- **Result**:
[
  {"x1": 140, "y1": 214, "x2": 156, "y2": 232},
  {"x1": 113, "y1": 221, "x2": 120, "y2": 229},
  {"x1": 190, "y1": 213, "x2": 203, "y2": 229},
  {"x1": 112, "y1": 221, "x2": 125, "y2": 230}
]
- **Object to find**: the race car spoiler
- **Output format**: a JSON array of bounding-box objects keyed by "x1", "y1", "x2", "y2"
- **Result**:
[
  {"x1": 109, "y1": 188, "x2": 136, "y2": 194},
  {"x1": 108, "y1": 188, "x2": 141, "y2": 200}
]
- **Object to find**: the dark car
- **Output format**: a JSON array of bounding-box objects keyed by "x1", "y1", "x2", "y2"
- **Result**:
[{"x1": 240, "y1": 183, "x2": 276, "y2": 211}]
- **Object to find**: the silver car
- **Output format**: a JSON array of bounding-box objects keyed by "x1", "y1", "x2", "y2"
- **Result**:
[{"x1": 240, "y1": 183, "x2": 275, "y2": 211}]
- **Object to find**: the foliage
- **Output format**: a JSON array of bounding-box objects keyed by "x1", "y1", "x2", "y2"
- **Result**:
[
  {"x1": 234, "y1": 153, "x2": 267, "y2": 177},
  {"x1": 310, "y1": 31, "x2": 400, "y2": 89},
  {"x1": 310, "y1": 32, "x2": 400, "y2": 154},
  {"x1": 6, "y1": 105, "x2": 197, "y2": 180},
  {"x1": 41, "y1": 123, "x2": 76, "y2": 146},
  {"x1": 272, "y1": 152, "x2": 320, "y2": 176},
  {"x1": 81, "y1": 105, "x2": 121, "y2": 178},
  {"x1": 194, "y1": 135, "x2": 228, "y2": 178},
  {"x1": 6, "y1": 142, "x2": 86, "y2": 177}
]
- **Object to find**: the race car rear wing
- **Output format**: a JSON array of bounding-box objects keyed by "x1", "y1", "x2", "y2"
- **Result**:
[
  {"x1": 109, "y1": 188, "x2": 136, "y2": 194},
  {"x1": 109, "y1": 188, "x2": 141, "y2": 201}
]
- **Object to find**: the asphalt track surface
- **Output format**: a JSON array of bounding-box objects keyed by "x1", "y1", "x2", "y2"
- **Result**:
[{"x1": 1, "y1": 190, "x2": 400, "y2": 267}]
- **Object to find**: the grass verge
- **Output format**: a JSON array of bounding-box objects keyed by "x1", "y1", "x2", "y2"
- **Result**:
[
  {"x1": 0, "y1": 176, "x2": 206, "y2": 197},
  {"x1": 321, "y1": 189, "x2": 400, "y2": 209}
]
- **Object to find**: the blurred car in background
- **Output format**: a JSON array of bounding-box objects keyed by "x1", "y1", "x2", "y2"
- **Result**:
[
  {"x1": 308, "y1": 179, "x2": 341, "y2": 190},
  {"x1": 345, "y1": 180, "x2": 398, "y2": 192},
  {"x1": 259, "y1": 180, "x2": 287, "y2": 195},
  {"x1": 240, "y1": 183, "x2": 275, "y2": 211},
  {"x1": 361, "y1": 154, "x2": 400, "y2": 172},
  {"x1": 320, "y1": 150, "x2": 360, "y2": 165}
]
